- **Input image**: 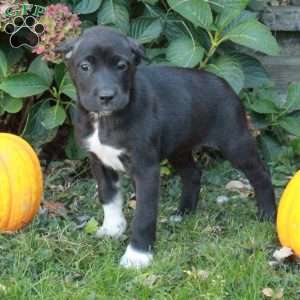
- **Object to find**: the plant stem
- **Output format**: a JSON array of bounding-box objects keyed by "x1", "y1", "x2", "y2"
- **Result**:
[
  {"x1": 200, "y1": 31, "x2": 225, "y2": 68},
  {"x1": 18, "y1": 97, "x2": 34, "y2": 135}
]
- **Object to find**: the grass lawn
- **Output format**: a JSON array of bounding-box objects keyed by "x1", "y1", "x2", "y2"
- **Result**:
[{"x1": 0, "y1": 160, "x2": 299, "y2": 300}]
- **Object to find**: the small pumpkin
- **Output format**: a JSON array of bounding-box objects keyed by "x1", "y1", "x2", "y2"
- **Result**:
[
  {"x1": 277, "y1": 170, "x2": 300, "y2": 256},
  {"x1": 0, "y1": 133, "x2": 43, "y2": 233}
]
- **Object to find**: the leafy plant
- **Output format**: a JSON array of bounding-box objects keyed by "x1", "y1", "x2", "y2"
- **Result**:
[
  {"x1": 243, "y1": 82, "x2": 300, "y2": 161},
  {"x1": 0, "y1": 0, "x2": 285, "y2": 161}
]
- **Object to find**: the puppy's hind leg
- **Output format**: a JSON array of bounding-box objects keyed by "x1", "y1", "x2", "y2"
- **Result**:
[
  {"x1": 220, "y1": 134, "x2": 276, "y2": 221},
  {"x1": 169, "y1": 152, "x2": 202, "y2": 222}
]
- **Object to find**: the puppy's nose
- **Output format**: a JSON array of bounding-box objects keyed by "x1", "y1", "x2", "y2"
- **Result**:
[{"x1": 99, "y1": 89, "x2": 115, "y2": 103}]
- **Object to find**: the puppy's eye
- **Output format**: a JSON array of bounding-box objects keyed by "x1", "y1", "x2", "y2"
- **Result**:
[
  {"x1": 117, "y1": 61, "x2": 128, "y2": 71},
  {"x1": 80, "y1": 63, "x2": 90, "y2": 72}
]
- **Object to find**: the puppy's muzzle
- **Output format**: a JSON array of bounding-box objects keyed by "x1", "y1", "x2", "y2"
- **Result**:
[{"x1": 99, "y1": 89, "x2": 116, "y2": 105}]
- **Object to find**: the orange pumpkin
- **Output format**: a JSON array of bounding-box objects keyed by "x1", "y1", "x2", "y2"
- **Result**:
[
  {"x1": 277, "y1": 170, "x2": 300, "y2": 256},
  {"x1": 0, "y1": 133, "x2": 43, "y2": 232}
]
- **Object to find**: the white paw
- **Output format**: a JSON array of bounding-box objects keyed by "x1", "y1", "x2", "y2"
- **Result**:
[
  {"x1": 96, "y1": 217, "x2": 127, "y2": 238},
  {"x1": 120, "y1": 244, "x2": 153, "y2": 269}
]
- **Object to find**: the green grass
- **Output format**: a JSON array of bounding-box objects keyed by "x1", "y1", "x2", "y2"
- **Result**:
[{"x1": 0, "y1": 160, "x2": 299, "y2": 300}]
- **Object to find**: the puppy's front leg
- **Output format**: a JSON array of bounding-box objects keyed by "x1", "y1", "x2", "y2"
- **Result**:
[
  {"x1": 120, "y1": 163, "x2": 160, "y2": 269},
  {"x1": 89, "y1": 154, "x2": 127, "y2": 238}
]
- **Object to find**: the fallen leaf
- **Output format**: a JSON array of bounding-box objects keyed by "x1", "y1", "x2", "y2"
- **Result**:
[
  {"x1": 160, "y1": 217, "x2": 168, "y2": 224},
  {"x1": 0, "y1": 283, "x2": 7, "y2": 294},
  {"x1": 198, "y1": 270, "x2": 209, "y2": 280},
  {"x1": 128, "y1": 200, "x2": 136, "y2": 210},
  {"x1": 262, "y1": 287, "x2": 274, "y2": 298},
  {"x1": 84, "y1": 218, "x2": 99, "y2": 234},
  {"x1": 134, "y1": 274, "x2": 159, "y2": 288},
  {"x1": 273, "y1": 247, "x2": 293, "y2": 262},
  {"x1": 48, "y1": 184, "x2": 65, "y2": 193},
  {"x1": 183, "y1": 267, "x2": 209, "y2": 280},
  {"x1": 203, "y1": 225, "x2": 223, "y2": 235},
  {"x1": 169, "y1": 215, "x2": 183, "y2": 223},
  {"x1": 262, "y1": 287, "x2": 284, "y2": 299},
  {"x1": 226, "y1": 180, "x2": 245, "y2": 191},
  {"x1": 225, "y1": 180, "x2": 253, "y2": 198},
  {"x1": 268, "y1": 260, "x2": 279, "y2": 267},
  {"x1": 129, "y1": 193, "x2": 136, "y2": 200},
  {"x1": 43, "y1": 201, "x2": 68, "y2": 218},
  {"x1": 216, "y1": 195, "x2": 229, "y2": 204},
  {"x1": 128, "y1": 193, "x2": 136, "y2": 209}
]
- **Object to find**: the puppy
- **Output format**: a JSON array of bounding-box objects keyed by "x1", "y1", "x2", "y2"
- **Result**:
[{"x1": 55, "y1": 26, "x2": 276, "y2": 269}]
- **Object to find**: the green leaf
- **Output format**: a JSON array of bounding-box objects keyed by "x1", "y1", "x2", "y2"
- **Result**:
[
  {"x1": 0, "y1": 44, "x2": 24, "y2": 67},
  {"x1": 223, "y1": 19, "x2": 280, "y2": 55},
  {"x1": 206, "y1": 56, "x2": 244, "y2": 94},
  {"x1": 223, "y1": 10, "x2": 257, "y2": 34},
  {"x1": 97, "y1": 0, "x2": 129, "y2": 34},
  {"x1": 217, "y1": 8, "x2": 243, "y2": 30},
  {"x1": 0, "y1": 73, "x2": 49, "y2": 98},
  {"x1": 0, "y1": 50, "x2": 8, "y2": 78},
  {"x1": 249, "y1": 113, "x2": 269, "y2": 129},
  {"x1": 255, "y1": 83, "x2": 282, "y2": 108},
  {"x1": 0, "y1": 94, "x2": 23, "y2": 113},
  {"x1": 211, "y1": 0, "x2": 250, "y2": 12},
  {"x1": 285, "y1": 83, "x2": 300, "y2": 113},
  {"x1": 161, "y1": 165, "x2": 171, "y2": 176},
  {"x1": 28, "y1": 56, "x2": 53, "y2": 87},
  {"x1": 143, "y1": 3, "x2": 165, "y2": 17},
  {"x1": 130, "y1": 17, "x2": 162, "y2": 44},
  {"x1": 75, "y1": 0, "x2": 102, "y2": 14},
  {"x1": 163, "y1": 13, "x2": 189, "y2": 41},
  {"x1": 279, "y1": 116, "x2": 300, "y2": 137},
  {"x1": 55, "y1": 63, "x2": 66, "y2": 87},
  {"x1": 84, "y1": 218, "x2": 99, "y2": 234},
  {"x1": 166, "y1": 37, "x2": 204, "y2": 68},
  {"x1": 291, "y1": 138, "x2": 300, "y2": 156},
  {"x1": 259, "y1": 134, "x2": 283, "y2": 161},
  {"x1": 60, "y1": 72, "x2": 77, "y2": 101},
  {"x1": 232, "y1": 53, "x2": 269, "y2": 88},
  {"x1": 41, "y1": 105, "x2": 67, "y2": 130},
  {"x1": 247, "y1": 99, "x2": 279, "y2": 114},
  {"x1": 167, "y1": 0, "x2": 213, "y2": 29},
  {"x1": 23, "y1": 101, "x2": 58, "y2": 148},
  {"x1": 145, "y1": 48, "x2": 166, "y2": 63}
]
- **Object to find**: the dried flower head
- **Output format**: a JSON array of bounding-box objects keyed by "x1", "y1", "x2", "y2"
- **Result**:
[{"x1": 33, "y1": 4, "x2": 81, "y2": 63}]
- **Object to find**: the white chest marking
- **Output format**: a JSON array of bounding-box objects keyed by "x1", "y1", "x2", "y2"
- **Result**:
[{"x1": 85, "y1": 125, "x2": 125, "y2": 172}]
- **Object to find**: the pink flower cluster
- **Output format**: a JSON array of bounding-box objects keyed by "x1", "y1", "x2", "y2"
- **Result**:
[{"x1": 33, "y1": 4, "x2": 81, "y2": 63}]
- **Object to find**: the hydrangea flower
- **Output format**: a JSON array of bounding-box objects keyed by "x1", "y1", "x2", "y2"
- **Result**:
[{"x1": 33, "y1": 4, "x2": 81, "y2": 63}]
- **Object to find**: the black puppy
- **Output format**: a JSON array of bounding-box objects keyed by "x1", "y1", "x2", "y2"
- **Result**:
[{"x1": 55, "y1": 26, "x2": 276, "y2": 269}]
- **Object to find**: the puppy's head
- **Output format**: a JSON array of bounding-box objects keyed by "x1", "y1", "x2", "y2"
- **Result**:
[{"x1": 55, "y1": 26, "x2": 145, "y2": 115}]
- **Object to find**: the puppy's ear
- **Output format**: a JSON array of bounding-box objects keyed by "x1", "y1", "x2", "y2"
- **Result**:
[
  {"x1": 127, "y1": 37, "x2": 146, "y2": 65},
  {"x1": 53, "y1": 37, "x2": 80, "y2": 60}
]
